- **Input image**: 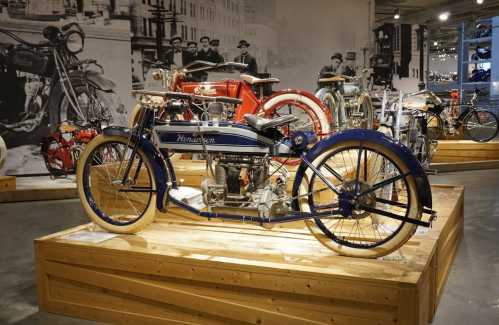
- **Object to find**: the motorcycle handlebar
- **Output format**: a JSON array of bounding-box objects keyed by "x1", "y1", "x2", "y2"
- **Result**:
[
  {"x1": 183, "y1": 61, "x2": 248, "y2": 73},
  {"x1": 0, "y1": 28, "x2": 50, "y2": 48},
  {"x1": 131, "y1": 90, "x2": 243, "y2": 105}
]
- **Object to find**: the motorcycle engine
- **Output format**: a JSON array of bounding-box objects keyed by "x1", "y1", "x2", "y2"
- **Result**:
[{"x1": 200, "y1": 155, "x2": 289, "y2": 220}]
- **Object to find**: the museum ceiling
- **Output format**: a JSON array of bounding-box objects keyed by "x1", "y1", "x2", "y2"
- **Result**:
[{"x1": 376, "y1": 0, "x2": 499, "y2": 48}]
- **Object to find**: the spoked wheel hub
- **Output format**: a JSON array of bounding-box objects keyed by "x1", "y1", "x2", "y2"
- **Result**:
[{"x1": 338, "y1": 181, "x2": 376, "y2": 219}]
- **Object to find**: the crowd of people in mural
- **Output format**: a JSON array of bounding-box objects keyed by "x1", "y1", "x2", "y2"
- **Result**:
[{"x1": 157, "y1": 35, "x2": 258, "y2": 80}]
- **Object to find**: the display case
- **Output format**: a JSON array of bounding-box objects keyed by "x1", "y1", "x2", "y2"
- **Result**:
[{"x1": 457, "y1": 16, "x2": 499, "y2": 104}]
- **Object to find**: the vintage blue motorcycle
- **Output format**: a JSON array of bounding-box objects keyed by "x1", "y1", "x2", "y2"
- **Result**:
[{"x1": 77, "y1": 90, "x2": 435, "y2": 258}]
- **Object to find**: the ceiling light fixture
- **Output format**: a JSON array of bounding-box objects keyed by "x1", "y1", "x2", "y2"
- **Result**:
[
  {"x1": 476, "y1": 0, "x2": 484, "y2": 4},
  {"x1": 433, "y1": 41, "x2": 439, "y2": 46},
  {"x1": 439, "y1": 11, "x2": 450, "y2": 21},
  {"x1": 394, "y1": 8, "x2": 400, "y2": 20}
]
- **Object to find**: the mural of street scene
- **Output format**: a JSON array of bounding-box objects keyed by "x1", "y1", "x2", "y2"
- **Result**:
[
  {"x1": 1, "y1": 0, "x2": 373, "y2": 175},
  {"x1": 129, "y1": 0, "x2": 371, "y2": 91}
]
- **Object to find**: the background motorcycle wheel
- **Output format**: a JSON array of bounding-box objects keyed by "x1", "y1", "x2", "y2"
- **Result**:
[
  {"x1": 77, "y1": 135, "x2": 157, "y2": 234},
  {"x1": 463, "y1": 109, "x2": 499, "y2": 142},
  {"x1": 40, "y1": 136, "x2": 70, "y2": 177},
  {"x1": 264, "y1": 94, "x2": 331, "y2": 165},
  {"x1": 296, "y1": 140, "x2": 422, "y2": 258},
  {"x1": 424, "y1": 111, "x2": 443, "y2": 141},
  {"x1": 54, "y1": 83, "x2": 114, "y2": 128},
  {"x1": 0, "y1": 135, "x2": 6, "y2": 171},
  {"x1": 320, "y1": 91, "x2": 340, "y2": 130},
  {"x1": 352, "y1": 94, "x2": 374, "y2": 129}
]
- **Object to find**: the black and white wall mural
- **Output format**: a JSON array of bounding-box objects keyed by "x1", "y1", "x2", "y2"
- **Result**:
[{"x1": 0, "y1": 0, "x2": 372, "y2": 175}]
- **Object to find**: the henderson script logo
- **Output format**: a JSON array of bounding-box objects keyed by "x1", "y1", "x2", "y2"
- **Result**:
[{"x1": 176, "y1": 134, "x2": 216, "y2": 144}]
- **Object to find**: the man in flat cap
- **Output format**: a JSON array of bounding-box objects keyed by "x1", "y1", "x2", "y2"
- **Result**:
[
  {"x1": 185, "y1": 41, "x2": 198, "y2": 65},
  {"x1": 160, "y1": 36, "x2": 189, "y2": 68},
  {"x1": 197, "y1": 36, "x2": 213, "y2": 62},
  {"x1": 209, "y1": 39, "x2": 224, "y2": 64},
  {"x1": 233, "y1": 40, "x2": 257, "y2": 76},
  {"x1": 319, "y1": 53, "x2": 344, "y2": 77},
  {"x1": 193, "y1": 36, "x2": 214, "y2": 81}
]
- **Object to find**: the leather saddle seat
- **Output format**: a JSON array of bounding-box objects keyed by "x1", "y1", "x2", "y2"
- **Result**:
[
  {"x1": 240, "y1": 74, "x2": 280, "y2": 85},
  {"x1": 244, "y1": 114, "x2": 298, "y2": 132}
]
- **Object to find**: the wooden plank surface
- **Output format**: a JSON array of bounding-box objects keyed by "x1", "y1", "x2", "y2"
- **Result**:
[
  {"x1": 433, "y1": 140, "x2": 499, "y2": 164},
  {"x1": 0, "y1": 175, "x2": 16, "y2": 191},
  {"x1": 36, "y1": 185, "x2": 464, "y2": 325},
  {"x1": 0, "y1": 176, "x2": 77, "y2": 203}
]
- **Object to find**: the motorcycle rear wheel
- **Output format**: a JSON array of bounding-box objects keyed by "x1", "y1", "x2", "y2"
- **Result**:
[
  {"x1": 296, "y1": 140, "x2": 422, "y2": 258},
  {"x1": 77, "y1": 135, "x2": 157, "y2": 233}
]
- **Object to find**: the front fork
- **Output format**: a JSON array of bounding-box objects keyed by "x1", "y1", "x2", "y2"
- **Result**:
[{"x1": 118, "y1": 108, "x2": 155, "y2": 185}]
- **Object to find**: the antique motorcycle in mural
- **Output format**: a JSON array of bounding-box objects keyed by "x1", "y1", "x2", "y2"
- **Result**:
[
  {"x1": 137, "y1": 60, "x2": 332, "y2": 138},
  {"x1": 315, "y1": 72, "x2": 374, "y2": 131},
  {"x1": 77, "y1": 90, "x2": 435, "y2": 258},
  {"x1": 0, "y1": 22, "x2": 121, "y2": 132},
  {"x1": 0, "y1": 22, "x2": 123, "y2": 175}
]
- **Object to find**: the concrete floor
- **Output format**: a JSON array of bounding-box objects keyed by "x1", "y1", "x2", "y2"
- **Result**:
[{"x1": 0, "y1": 170, "x2": 498, "y2": 324}]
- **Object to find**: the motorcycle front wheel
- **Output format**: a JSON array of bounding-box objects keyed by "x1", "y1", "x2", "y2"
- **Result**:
[
  {"x1": 77, "y1": 135, "x2": 157, "y2": 233},
  {"x1": 296, "y1": 140, "x2": 422, "y2": 258},
  {"x1": 464, "y1": 109, "x2": 499, "y2": 142}
]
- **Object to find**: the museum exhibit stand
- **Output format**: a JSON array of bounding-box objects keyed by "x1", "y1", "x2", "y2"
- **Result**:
[{"x1": 33, "y1": 157, "x2": 464, "y2": 325}]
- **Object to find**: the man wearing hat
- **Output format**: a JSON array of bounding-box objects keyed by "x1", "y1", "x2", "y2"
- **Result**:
[
  {"x1": 234, "y1": 40, "x2": 257, "y2": 76},
  {"x1": 185, "y1": 41, "x2": 198, "y2": 65},
  {"x1": 160, "y1": 36, "x2": 190, "y2": 68},
  {"x1": 209, "y1": 39, "x2": 224, "y2": 64},
  {"x1": 319, "y1": 53, "x2": 344, "y2": 76},
  {"x1": 193, "y1": 36, "x2": 213, "y2": 81},
  {"x1": 197, "y1": 36, "x2": 213, "y2": 62}
]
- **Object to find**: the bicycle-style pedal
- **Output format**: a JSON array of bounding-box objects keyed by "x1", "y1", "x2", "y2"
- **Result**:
[
  {"x1": 423, "y1": 208, "x2": 438, "y2": 227},
  {"x1": 424, "y1": 168, "x2": 438, "y2": 175}
]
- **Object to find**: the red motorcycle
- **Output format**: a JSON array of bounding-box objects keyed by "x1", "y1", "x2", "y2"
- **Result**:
[
  {"x1": 41, "y1": 122, "x2": 97, "y2": 177},
  {"x1": 142, "y1": 61, "x2": 332, "y2": 139}
]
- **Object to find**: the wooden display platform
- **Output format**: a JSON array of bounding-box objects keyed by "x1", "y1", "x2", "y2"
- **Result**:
[
  {"x1": 36, "y1": 184, "x2": 464, "y2": 325},
  {"x1": 0, "y1": 175, "x2": 16, "y2": 191},
  {"x1": 0, "y1": 176, "x2": 77, "y2": 203},
  {"x1": 431, "y1": 140, "x2": 499, "y2": 171}
]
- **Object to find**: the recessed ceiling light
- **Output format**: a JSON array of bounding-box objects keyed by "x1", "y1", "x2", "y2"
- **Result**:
[
  {"x1": 476, "y1": 0, "x2": 484, "y2": 4},
  {"x1": 434, "y1": 41, "x2": 439, "y2": 46},
  {"x1": 394, "y1": 8, "x2": 400, "y2": 19},
  {"x1": 438, "y1": 12, "x2": 450, "y2": 21}
]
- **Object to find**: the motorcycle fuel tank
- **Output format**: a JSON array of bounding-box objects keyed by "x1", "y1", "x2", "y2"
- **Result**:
[{"x1": 154, "y1": 121, "x2": 290, "y2": 155}]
